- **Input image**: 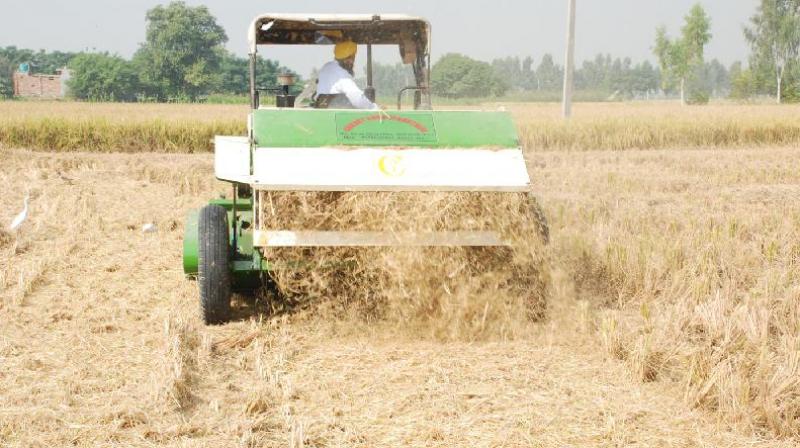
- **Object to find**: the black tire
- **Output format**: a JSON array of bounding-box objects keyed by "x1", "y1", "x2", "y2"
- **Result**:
[
  {"x1": 198, "y1": 205, "x2": 232, "y2": 324},
  {"x1": 526, "y1": 193, "x2": 550, "y2": 245}
]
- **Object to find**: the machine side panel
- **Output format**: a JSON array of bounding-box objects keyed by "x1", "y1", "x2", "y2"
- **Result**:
[
  {"x1": 250, "y1": 147, "x2": 531, "y2": 192},
  {"x1": 215, "y1": 136, "x2": 251, "y2": 183},
  {"x1": 252, "y1": 109, "x2": 519, "y2": 149}
]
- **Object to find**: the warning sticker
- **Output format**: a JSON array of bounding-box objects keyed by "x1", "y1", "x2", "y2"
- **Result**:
[{"x1": 336, "y1": 112, "x2": 438, "y2": 146}]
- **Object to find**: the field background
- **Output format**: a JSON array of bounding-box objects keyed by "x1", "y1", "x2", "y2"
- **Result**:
[{"x1": 1, "y1": 101, "x2": 799, "y2": 446}]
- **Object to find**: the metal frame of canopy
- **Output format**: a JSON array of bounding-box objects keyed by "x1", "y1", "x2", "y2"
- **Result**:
[{"x1": 246, "y1": 14, "x2": 433, "y2": 111}]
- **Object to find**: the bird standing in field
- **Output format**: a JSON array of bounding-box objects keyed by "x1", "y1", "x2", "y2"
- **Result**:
[{"x1": 8, "y1": 195, "x2": 30, "y2": 232}]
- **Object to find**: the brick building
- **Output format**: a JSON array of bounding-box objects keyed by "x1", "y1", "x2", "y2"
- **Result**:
[{"x1": 12, "y1": 68, "x2": 70, "y2": 98}]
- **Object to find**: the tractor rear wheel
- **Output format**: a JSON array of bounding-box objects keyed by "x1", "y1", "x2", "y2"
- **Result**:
[{"x1": 198, "y1": 205, "x2": 232, "y2": 325}]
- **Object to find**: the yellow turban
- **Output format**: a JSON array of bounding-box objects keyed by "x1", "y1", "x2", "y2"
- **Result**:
[{"x1": 334, "y1": 41, "x2": 358, "y2": 60}]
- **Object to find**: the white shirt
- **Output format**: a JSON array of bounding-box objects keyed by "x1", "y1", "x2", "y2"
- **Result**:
[{"x1": 316, "y1": 61, "x2": 378, "y2": 110}]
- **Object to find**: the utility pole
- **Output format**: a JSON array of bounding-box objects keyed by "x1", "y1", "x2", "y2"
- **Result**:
[{"x1": 562, "y1": 0, "x2": 576, "y2": 118}]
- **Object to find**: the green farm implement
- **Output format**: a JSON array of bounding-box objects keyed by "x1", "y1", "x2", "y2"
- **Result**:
[{"x1": 183, "y1": 14, "x2": 546, "y2": 324}]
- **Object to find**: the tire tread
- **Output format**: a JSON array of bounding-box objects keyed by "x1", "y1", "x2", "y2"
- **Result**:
[{"x1": 198, "y1": 205, "x2": 231, "y2": 324}]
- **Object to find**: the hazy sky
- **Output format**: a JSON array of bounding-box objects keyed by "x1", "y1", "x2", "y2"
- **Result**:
[{"x1": 1, "y1": 1, "x2": 757, "y2": 77}]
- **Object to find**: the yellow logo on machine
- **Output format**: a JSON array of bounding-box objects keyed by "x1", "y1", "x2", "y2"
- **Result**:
[{"x1": 378, "y1": 154, "x2": 407, "y2": 177}]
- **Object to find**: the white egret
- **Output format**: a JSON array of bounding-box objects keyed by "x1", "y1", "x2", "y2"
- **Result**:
[{"x1": 8, "y1": 195, "x2": 30, "y2": 231}]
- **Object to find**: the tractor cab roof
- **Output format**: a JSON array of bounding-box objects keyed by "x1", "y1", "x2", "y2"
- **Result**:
[{"x1": 248, "y1": 14, "x2": 431, "y2": 54}]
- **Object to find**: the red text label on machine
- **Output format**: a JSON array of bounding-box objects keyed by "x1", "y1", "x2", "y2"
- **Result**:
[
  {"x1": 343, "y1": 115, "x2": 429, "y2": 133},
  {"x1": 336, "y1": 113, "x2": 438, "y2": 146}
]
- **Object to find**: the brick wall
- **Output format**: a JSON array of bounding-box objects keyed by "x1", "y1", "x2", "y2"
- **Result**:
[{"x1": 13, "y1": 71, "x2": 65, "y2": 98}]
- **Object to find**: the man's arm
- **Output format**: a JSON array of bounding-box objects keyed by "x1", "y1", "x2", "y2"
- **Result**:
[{"x1": 334, "y1": 78, "x2": 379, "y2": 110}]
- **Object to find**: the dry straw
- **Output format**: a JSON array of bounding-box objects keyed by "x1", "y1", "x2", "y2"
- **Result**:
[
  {"x1": 259, "y1": 192, "x2": 550, "y2": 341},
  {"x1": 0, "y1": 229, "x2": 12, "y2": 249},
  {"x1": 0, "y1": 118, "x2": 244, "y2": 153},
  {"x1": 547, "y1": 148, "x2": 800, "y2": 437},
  {"x1": 157, "y1": 316, "x2": 201, "y2": 410},
  {"x1": 3, "y1": 101, "x2": 800, "y2": 152}
]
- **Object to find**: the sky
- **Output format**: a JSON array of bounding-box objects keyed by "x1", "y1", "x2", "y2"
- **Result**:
[{"x1": 0, "y1": 0, "x2": 758, "y2": 77}]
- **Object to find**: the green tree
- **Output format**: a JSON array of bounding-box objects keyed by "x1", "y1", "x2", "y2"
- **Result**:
[
  {"x1": 607, "y1": 57, "x2": 633, "y2": 95},
  {"x1": 633, "y1": 61, "x2": 661, "y2": 97},
  {"x1": 133, "y1": 1, "x2": 228, "y2": 101},
  {"x1": 431, "y1": 53, "x2": 508, "y2": 98},
  {"x1": 682, "y1": 4, "x2": 713, "y2": 62},
  {"x1": 744, "y1": 0, "x2": 800, "y2": 103},
  {"x1": 521, "y1": 56, "x2": 536, "y2": 90},
  {"x1": 730, "y1": 63, "x2": 757, "y2": 100},
  {"x1": 0, "y1": 55, "x2": 13, "y2": 98},
  {"x1": 729, "y1": 61, "x2": 743, "y2": 83},
  {"x1": 576, "y1": 54, "x2": 611, "y2": 91},
  {"x1": 535, "y1": 54, "x2": 563, "y2": 91},
  {"x1": 654, "y1": 26, "x2": 685, "y2": 96},
  {"x1": 491, "y1": 56, "x2": 524, "y2": 90},
  {"x1": 365, "y1": 62, "x2": 415, "y2": 98},
  {"x1": 787, "y1": 62, "x2": 800, "y2": 101},
  {"x1": 705, "y1": 59, "x2": 730, "y2": 96},
  {"x1": 217, "y1": 53, "x2": 249, "y2": 95},
  {"x1": 217, "y1": 52, "x2": 296, "y2": 96},
  {"x1": 67, "y1": 53, "x2": 139, "y2": 101},
  {"x1": 654, "y1": 4, "x2": 712, "y2": 104}
]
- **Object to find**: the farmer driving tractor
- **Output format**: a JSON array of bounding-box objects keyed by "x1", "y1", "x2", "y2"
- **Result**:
[{"x1": 313, "y1": 41, "x2": 379, "y2": 110}]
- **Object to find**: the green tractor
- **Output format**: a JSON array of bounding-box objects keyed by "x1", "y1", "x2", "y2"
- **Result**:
[{"x1": 183, "y1": 14, "x2": 544, "y2": 324}]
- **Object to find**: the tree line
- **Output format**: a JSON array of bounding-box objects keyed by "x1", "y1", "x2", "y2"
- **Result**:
[
  {"x1": 651, "y1": 1, "x2": 800, "y2": 104},
  {"x1": 0, "y1": 2, "x2": 295, "y2": 102},
  {"x1": 403, "y1": 52, "x2": 724, "y2": 101},
  {"x1": 0, "y1": 0, "x2": 798, "y2": 103},
  {"x1": 428, "y1": 1, "x2": 799, "y2": 103},
  {"x1": 429, "y1": 53, "x2": 665, "y2": 99},
  {"x1": 740, "y1": 0, "x2": 800, "y2": 103}
]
